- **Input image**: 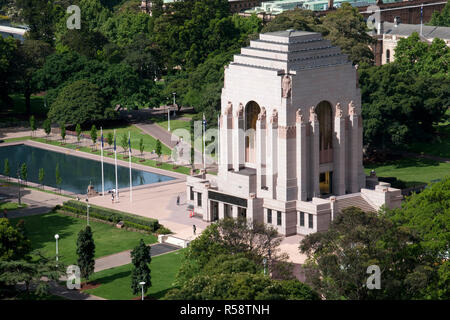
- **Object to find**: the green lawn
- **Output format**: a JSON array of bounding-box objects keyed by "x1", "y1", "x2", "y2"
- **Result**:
[
  {"x1": 84, "y1": 249, "x2": 184, "y2": 300},
  {"x1": 28, "y1": 137, "x2": 192, "y2": 175},
  {"x1": 364, "y1": 158, "x2": 450, "y2": 187},
  {"x1": 150, "y1": 116, "x2": 191, "y2": 134},
  {"x1": 10, "y1": 212, "x2": 157, "y2": 265},
  {"x1": 0, "y1": 201, "x2": 27, "y2": 211},
  {"x1": 83, "y1": 124, "x2": 171, "y2": 155}
]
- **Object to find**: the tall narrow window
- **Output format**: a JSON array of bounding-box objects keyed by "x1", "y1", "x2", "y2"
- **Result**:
[
  {"x1": 197, "y1": 193, "x2": 202, "y2": 207},
  {"x1": 277, "y1": 211, "x2": 282, "y2": 226},
  {"x1": 308, "y1": 214, "x2": 313, "y2": 229},
  {"x1": 267, "y1": 209, "x2": 272, "y2": 224},
  {"x1": 316, "y1": 101, "x2": 333, "y2": 164},
  {"x1": 386, "y1": 49, "x2": 390, "y2": 63},
  {"x1": 299, "y1": 212, "x2": 305, "y2": 227}
]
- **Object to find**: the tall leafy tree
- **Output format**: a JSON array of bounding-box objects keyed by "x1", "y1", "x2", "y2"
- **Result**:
[
  {"x1": 300, "y1": 207, "x2": 432, "y2": 300},
  {"x1": 0, "y1": 36, "x2": 17, "y2": 109},
  {"x1": 29, "y1": 115, "x2": 36, "y2": 137},
  {"x1": 130, "y1": 239, "x2": 151, "y2": 296},
  {"x1": 20, "y1": 163, "x2": 27, "y2": 185},
  {"x1": 0, "y1": 218, "x2": 31, "y2": 261},
  {"x1": 43, "y1": 119, "x2": 51, "y2": 140},
  {"x1": 429, "y1": 0, "x2": 450, "y2": 27},
  {"x1": 76, "y1": 226, "x2": 96, "y2": 284},
  {"x1": 60, "y1": 123, "x2": 66, "y2": 143},
  {"x1": 90, "y1": 125, "x2": 98, "y2": 148},
  {"x1": 75, "y1": 123, "x2": 82, "y2": 143}
]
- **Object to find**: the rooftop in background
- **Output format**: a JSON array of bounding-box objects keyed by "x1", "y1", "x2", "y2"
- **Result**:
[{"x1": 374, "y1": 21, "x2": 450, "y2": 41}]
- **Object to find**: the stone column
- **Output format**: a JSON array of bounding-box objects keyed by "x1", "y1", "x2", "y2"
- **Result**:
[
  {"x1": 218, "y1": 202, "x2": 225, "y2": 220},
  {"x1": 309, "y1": 107, "x2": 320, "y2": 198},
  {"x1": 296, "y1": 109, "x2": 308, "y2": 201},
  {"x1": 233, "y1": 103, "x2": 245, "y2": 171},
  {"x1": 349, "y1": 101, "x2": 359, "y2": 193},
  {"x1": 267, "y1": 109, "x2": 278, "y2": 199},
  {"x1": 333, "y1": 103, "x2": 346, "y2": 196},
  {"x1": 220, "y1": 102, "x2": 233, "y2": 173},
  {"x1": 277, "y1": 123, "x2": 297, "y2": 202},
  {"x1": 256, "y1": 108, "x2": 267, "y2": 190}
]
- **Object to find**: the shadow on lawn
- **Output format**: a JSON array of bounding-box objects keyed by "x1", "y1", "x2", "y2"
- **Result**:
[
  {"x1": 365, "y1": 157, "x2": 440, "y2": 170},
  {"x1": 93, "y1": 270, "x2": 132, "y2": 286}
]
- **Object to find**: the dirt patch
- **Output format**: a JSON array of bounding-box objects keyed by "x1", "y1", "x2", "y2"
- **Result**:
[{"x1": 80, "y1": 281, "x2": 101, "y2": 291}]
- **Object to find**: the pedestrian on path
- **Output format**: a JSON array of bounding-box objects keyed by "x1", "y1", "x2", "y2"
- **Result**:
[
  {"x1": 111, "y1": 193, "x2": 114, "y2": 204},
  {"x1": 176, "y1": 195, "x2": 180, "y2": 206},
  {"x1": 193, "y1": 224, "x2": 196, "y2": 235}
]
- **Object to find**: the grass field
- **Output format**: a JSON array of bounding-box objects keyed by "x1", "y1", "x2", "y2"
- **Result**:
[
  {"x1": 84, "y1": 250, "x2": 184, "y2": 300},
  {"x1": 25, "y1": 137, "x2": 192, "y2": 175},
  {"x1": 0, "y1": 201, "x2": 27, "y2": 211},
  {"x1": 364, "y1": 158, "x2": 450, "y2": 187},
  {"x1": 10, "y1": 212, "x2": 157, "y2": 265},
  {"x1": 83, "y1": 125, "x2": 171, "y2": 156},
  {"x1": 150, "y1": 116, "x2": 191, "y2": 134}
]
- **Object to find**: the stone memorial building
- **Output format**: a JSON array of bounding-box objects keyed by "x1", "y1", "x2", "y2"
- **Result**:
[{"x1": 186, "y1": 30, "x2": 402, "y2": 236}]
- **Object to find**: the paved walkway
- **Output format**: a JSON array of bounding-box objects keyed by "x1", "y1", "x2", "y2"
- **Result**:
[{"x1": 94, "y1": 243, "x2": 180, "y2": 273}]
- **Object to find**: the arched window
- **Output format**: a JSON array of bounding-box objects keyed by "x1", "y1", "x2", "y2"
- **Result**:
[
  {"x1": 316, "y1": 101, "x2": 333, "y2": 164},
  {"x1": 386, "y1": 49, "x2": 390, "y2": 63},
  {"x1": 244, "y1": 101, "x2": 261, "y2": 164}
]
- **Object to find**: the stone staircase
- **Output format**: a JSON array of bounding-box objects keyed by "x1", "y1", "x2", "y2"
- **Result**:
[{"x1": 336, "y1": 193, "x2": 378, "y2": 213}]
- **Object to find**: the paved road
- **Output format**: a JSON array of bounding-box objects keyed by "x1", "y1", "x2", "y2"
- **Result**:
[{"x1": 94, "y1": 242, "x2": 180, "y2": 273}]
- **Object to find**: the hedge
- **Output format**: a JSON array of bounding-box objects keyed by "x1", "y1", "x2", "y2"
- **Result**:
[{"x1": 61, "y1": 200, "x2": 160, "y2": 232}]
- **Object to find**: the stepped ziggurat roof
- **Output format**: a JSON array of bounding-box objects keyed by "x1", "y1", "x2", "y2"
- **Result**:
[{"x1": 230, "y1": 30, "x2": 351, "y2": 72}]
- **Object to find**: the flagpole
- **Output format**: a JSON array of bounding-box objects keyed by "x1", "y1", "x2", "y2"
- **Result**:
[
  {"x1": 114, "y1": 130, "x2": 118, "y2": 202},
  {"x1": 101, "y1": 127, "x2": 104, "y2": 196},
  {"x1": 203, "y1": 113, "x2": 206, "y2": 171},
  {"x1": 420, "y1": 4, "x2": 423, "y2": 36},
  {"x1": 128, "y1": 132, "x2": 132, "y2": 204},
  {"x1": 217, "y1": 115, "x2": 220, "y2": 166}
]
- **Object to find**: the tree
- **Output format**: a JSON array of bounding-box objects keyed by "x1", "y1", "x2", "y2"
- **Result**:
[
  {"x1": 43, "y1": 119, "x2": 51, "y2": 141},
  {"x1": 90, "y1": 125, "x2": 98, "y2": 150},
  {"x1": 120, "y1": 133, "x2": 128, "y2": 154},
  {"x1": 359, "y1": 34, "x2": 450, "y2": 152},
  {"x1": 12, "y1": 39, "x2": 53, "y2": 116},
  {"x1": 165, "y1": 272, "x2": 319, "y2": 300},
  {"x1": 155, "y1": 139, "x2": 162, "y2": 164},
  {"x1": 0, "y1": 218, "x2": 31, "y2": 261},
  {"x1": 20, "y1": 163, "x2": 27, "y2": 185},
  {"x1": 299, "y1": 207, "x2": 432, "y2": 300},
  {"x1": 47, "y1": 80, "x2": 109, "y2": 126},
  {"x1": 139, "y1": 137, "x2": 145, "y2": 158},
  {"x1": 387, "y1": 177, "x2": 450, "y2": 299},
  {"x1": 320, "y1": 3, "x2": 374, "y2": 65},
  {"x1": 55, "y1": 163, "x2": 62, "y2": 193},
  {"x1": 38, "y1": 168, "x2": 44, "y2": 189},
  {"x1": 29, "y1": 115, "x2": 36, "y2": 137},
  {"x1": 429, "y1": 0, "x2": 450, "y2": 27},
  {"x1": 75, "y1": 124, "x2": 82, "y2": 144},
  {"x1": 261, "y1": 8, "x2": 320, "y2": 33},
  {"x1": 3, "y1": 159, "x2": 10, "y2": 180},
  {"x1": 0, "y1": 36, "x2": 17, "y2": 110},
  {"x1": 60, "y1": 123, "x2": 66, "y2": 143},
  {"x1": 107, "y1": 132, "x2": 114, "y2": 148},
  {"x1": 76, "y1": 226, "x2": 96, "y2": 284},
  {"x1": 130, "y1": 239, "x2": 151, "y2": 297}
]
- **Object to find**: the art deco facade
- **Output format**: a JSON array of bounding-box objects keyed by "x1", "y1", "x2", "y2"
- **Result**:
[{"x1": 187, "y1": 30, "x2": 402, "y2": 236}]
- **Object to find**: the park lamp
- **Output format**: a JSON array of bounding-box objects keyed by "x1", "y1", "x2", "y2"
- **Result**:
[{"x1": 139, "y1": 281, "x2": 146, "y2": 300}]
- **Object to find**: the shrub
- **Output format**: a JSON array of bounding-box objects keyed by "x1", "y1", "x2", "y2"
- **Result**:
[{"x1": 61, "y1": 200, "x2": 160, "y2": 232}]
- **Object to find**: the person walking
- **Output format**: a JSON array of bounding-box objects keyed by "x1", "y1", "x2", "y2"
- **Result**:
[
  {"x1": 176, "y1": 195, "x2": 180, "y2": 206},
  {"x1": 193, "y1": 224, "x2": 196, "y2": 235},
  {"x1": 111, "y1": 193, "x2": 114, "y2": 204}
]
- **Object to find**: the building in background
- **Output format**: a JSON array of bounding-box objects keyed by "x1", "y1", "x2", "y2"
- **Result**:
[
  {"x1": 371, "y1": 18, "x2": 450, "y2": 65},
  {"x1": 186, "y1": 30, "x2": 402, "y2": 236}
]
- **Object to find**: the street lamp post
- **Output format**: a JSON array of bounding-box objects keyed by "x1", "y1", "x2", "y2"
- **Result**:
[
  {"x1": 85, "y1": 198, "x2": 90, "y2": 226},
  {"x1": 16, "y1": 168, "x2": 21, "y2": 205},
  {"x1": 172, "y1": 92, "x2": 176, "y2": 116},
  {"x1": 168, "y1": 103, "x2": 171, "y2": 132},
  {"x1": 54, "y1": 234, "x2": 59, "y2": 262},
  {"x1": 139, "y1": 281, "x2": 146, "y2": 300}
]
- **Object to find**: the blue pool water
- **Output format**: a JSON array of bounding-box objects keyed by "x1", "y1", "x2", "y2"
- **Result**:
[{"x1": 0, "y1": 144, "x2": 175, "y2": 194}]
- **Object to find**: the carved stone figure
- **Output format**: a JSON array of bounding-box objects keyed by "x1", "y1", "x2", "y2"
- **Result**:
[
  {"x1": 309, "y1": 106, "x2": 317, "y2": 122},
  {"x1": 282, "y1": 75, "x2": 292, "y2": 98},
  {"x1": 348, "y1": 101, "x2": 357, "y2": 116},
  {"x1": 258, "y1": 107, "x2": 267, "y2": 121},
  {"x1": 236, "y1": 103, "x2": 244, "y2": 117},
  {"x1": 224, "y1": 101, "x2": 233, "y2": 115},
  {"x1": 296, "y1": 108, "x2": 304, "y2": 123},
  {"x1": 335, "y1": 103, "x2": 343, "y2": 118},
  {"x1": 270, "y1": 109, "x2": 278, "y2": 124}
]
